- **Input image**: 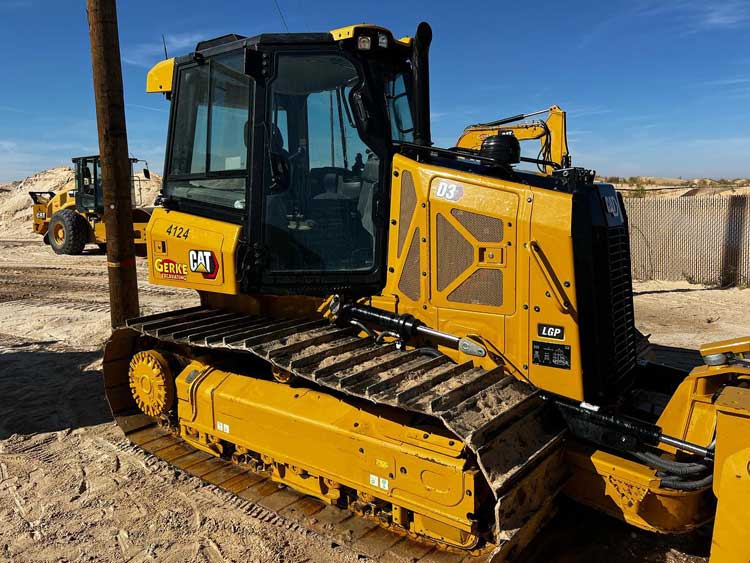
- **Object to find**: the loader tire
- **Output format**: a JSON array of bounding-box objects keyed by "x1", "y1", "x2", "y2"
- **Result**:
[{"x1": 49, "y1": 209, "x2": 88, "y2": 255}]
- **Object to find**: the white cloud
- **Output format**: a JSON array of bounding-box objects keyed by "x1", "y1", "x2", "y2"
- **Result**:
[
  {"x1": 578, "y1": 0, "x2": 750, "y2": 48},
  {"x1": 0, "y1": 105, "x2": 31, "y2": 114},
  {"x1": 567, "y1": 106, "x2": 613, "y2": 118},
  {"x1": 126, "y1": 104, "x2": 167, "y2": 113},
  {"x1": 637, "y1": 0, "x2": 750, "y2": 32},
  {"x1": 0, "y1": 1, "x2": 32, "y2": 9},
  {"x1": 701, "y1": 77, "x2": 750, "y2": 86},
  {"x1": 0, "y1": 137, "x2": 99, "y2": 182}
]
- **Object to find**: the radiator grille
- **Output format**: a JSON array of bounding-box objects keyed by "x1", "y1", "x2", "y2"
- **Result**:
[
  {"x1": 398, "y1": 227, "x2": 421, "y2": 301},
  {"x1": 448, "y1": 269, "x2": 504, "y2": 306},
  {"x1": 606, "y1": 225, "x2": 637, "y2": 386},
  {"x1": 451, "y1": 209, "x2": 504, "y2": 243}
]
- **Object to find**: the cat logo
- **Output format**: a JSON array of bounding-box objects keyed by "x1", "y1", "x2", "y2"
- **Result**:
[
  {"x1": 188, "y1": 250, "x2": 219, "y2": 280},
  {"x1": 604, "y1": 194, "x2": 621, "y2": 217}
]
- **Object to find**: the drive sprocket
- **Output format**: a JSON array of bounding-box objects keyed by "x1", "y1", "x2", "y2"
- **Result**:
[{"x1": 128, "y1": 350, "x2": 174, "y2": 417}]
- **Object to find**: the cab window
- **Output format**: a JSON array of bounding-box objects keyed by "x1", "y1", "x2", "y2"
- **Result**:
[
  {"x1": 386, "y1": 72, "x2": 414, "y2": 143},
  {"x1": 263, "y1": 52, "x2": 380, "y2": 273},
  {"x1": 165, "y1": 51, "x2": 252, "y2": 213}
]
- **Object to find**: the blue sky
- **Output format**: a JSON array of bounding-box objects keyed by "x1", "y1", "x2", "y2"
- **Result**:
[{"x1": 1, "y1": 0, "x2": 749, "y2": 182}]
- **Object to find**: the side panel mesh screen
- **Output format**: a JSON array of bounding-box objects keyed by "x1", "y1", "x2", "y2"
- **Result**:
[
  {"x1": 448, "y1": 269, "x2": 504, "y2": 306},
  {"x1": 451, "y1": 209, "x2": 504, "y2": 243},
  {"x1": 398, "y1": 171, "x2": 417, "y2": 256},
  {"x1": 436, "y1": 214, "x2": 473, "y2": 292},
  {"x1": 398, "y1": 227, "x2": 421, "y2": 301}
]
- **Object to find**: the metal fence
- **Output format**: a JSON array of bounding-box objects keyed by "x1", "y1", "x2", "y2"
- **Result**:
[{"x1": 624, "y1": 195, "x2": 750, "y2": 285}]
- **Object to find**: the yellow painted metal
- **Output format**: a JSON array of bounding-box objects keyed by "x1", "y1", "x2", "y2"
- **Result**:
[
  {"x1": 700, "y1": 336, "x2": 750, "y2": 358},
  {"x1": 656, "y1": 362, "x2": 750, "y2": 453},
  {"x1": 329, "y1": 24, "x2": 412, "y2": 46},
  {"x1": 145, "y1": 208, "x2": 241, "y2": 295},
  {"x1": 172, "y1": 358, "x2": 482, "y2": 548},
  {"x1": 31, "y1": 180, "x2": 77, "y2": 237},
  {"x1": 565, "y1": 445, "x2": 714, "y2": 533},
  {"x1": 52, "y1": 221, "x2": 66, "y2": 244},
  {"x1": 91, "y1": 217, "x2": 148, "y2": 246},
  {"x1": 128, "y1": 350, "x2": 175, "y2": 417},
  {"x1": 146, "y1": 58, "x2": 175, "y2": 94},
  {"x1": 374, "y1": 153, "x2": 583, "y2": 400},
  {"x1": 456, "y1": 106, "x2": 569, "y2": 174},
  {"x1": 31, "y1": 202, "x2": 48, "y2": 235},
  {"x1": 563, "y1": 340, "x2": 750, "y2": 537},
  {"x1": 93, "y1": 221, "x2": 106, "y2": 242},
  {"x1": 710, "y1": 386, "x2": 750, "y2": 562}
]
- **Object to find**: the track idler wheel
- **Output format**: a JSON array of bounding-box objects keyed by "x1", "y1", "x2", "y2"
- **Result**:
[{"x1": 128, "y1": 350, "x2": 175, "y2": 417}]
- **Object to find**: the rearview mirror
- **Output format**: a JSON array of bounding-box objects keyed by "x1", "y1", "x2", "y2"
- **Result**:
[{"x1": 143, "y1": 168, "x2": 151, "y2": 180}]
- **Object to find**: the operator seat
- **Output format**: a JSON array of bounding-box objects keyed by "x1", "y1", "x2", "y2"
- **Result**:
[
  {"x1": 266, "y1": 124, "x2": 291, "y2": 231},
  {"x1": 314, "y1": 173, "x2": 348, "y2": 200},
  {"x1": 265, "y1": 124, "x2": 297, "y2": 268}
]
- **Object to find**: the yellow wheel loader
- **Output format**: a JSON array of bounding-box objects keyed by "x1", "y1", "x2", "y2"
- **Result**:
[
  {"x1": 30, "y1": 155, "x2": 151, "y2": 254},
  {"x1": 103, "y1": 23, "x2": 750, "y2": 562}
]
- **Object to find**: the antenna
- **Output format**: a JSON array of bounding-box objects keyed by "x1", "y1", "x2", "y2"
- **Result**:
[
  {"x1": 272, "y1": 0, "x2": 289, "y2": 32},
  {"x1": 161, "y1": 34, "x2": 169, "y2": 59}
]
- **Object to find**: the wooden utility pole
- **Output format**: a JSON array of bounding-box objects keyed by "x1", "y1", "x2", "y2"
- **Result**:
[{"x1": 86, "y1": 0, "x2": 140, "y2": 328}]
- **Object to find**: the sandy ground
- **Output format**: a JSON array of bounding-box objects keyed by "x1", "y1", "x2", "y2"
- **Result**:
[
  {"x1": 633, "y1": 279, "x2": 750, "y2": 348},
  {"x1": 0, "y1": 166, "x2": 161, "y2": 241},
  {"x1": 0, "y1": 235, "x2": 745, "y2": 562},
  {"x1": 0, "y1": 239, "x2": 363, "y2": 563}
]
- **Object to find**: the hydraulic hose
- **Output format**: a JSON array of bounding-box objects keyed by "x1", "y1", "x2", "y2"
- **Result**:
[
  {"x1": 633, "y1": 451, "x2": 710, "y2": 477},
  {"x1": 659, "y1": 473, "x2": 714, "y2": 491},
  {"x1": 415, "y1": 347, "x2": 444, "y2": 358}
]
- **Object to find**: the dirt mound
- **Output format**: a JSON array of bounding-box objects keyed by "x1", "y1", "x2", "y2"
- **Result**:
[
  {"x1": 0, "y1": 167, "x2": 162, "y2": 239},
  {"x1": 0, "y1": 167, "x2": 74, "y2": 239},
  {"x1": 133, "y1": 170, "x2": 162, "y2": 208}
]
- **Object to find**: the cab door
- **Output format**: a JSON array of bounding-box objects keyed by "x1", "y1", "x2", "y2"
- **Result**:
[{"x1": 76, "y1": 158, "x2": 98, "y2": 212}]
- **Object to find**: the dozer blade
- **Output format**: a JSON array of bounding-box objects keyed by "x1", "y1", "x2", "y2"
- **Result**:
[{"x1": 105, "y1": 306, "x2": 567, "y2": 560}]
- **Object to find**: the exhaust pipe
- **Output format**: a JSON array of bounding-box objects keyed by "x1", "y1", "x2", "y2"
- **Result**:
[{"x1": 412, "y1": 21, "x2": 432, "y2": 147}]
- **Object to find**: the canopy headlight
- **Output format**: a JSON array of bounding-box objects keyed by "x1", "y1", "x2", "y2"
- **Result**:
[
  {"x1": 357, "y1": 35, "x2": 372, "y2": 50},
  {"x1": 377, "y1": 32, "x2": 388, "y2": 48}
]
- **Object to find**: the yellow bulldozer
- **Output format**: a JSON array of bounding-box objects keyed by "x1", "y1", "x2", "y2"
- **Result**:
[
  {"x1": 102, "y1": 22, "x2": 750, "y2": 562},
  {"x1": 30, "y1": 154, "x2": 151, "y2": 254}
]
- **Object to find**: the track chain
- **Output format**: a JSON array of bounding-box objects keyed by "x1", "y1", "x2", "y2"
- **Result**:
[{"x1": 115, "y1": 306, "x2": 566, "y2": 559}]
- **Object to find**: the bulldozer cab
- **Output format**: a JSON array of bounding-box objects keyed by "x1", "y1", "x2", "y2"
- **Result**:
[
  {"x1": 160, "y1": 26, "x2": 427, "y2": 295},
  {"x1": 72, "y1": 155, "x2": 137, "y2": 213}
]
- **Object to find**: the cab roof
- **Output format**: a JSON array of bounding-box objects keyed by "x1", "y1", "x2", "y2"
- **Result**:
[
  {"x1": 148, "y1": 24, "x2": 413, "y2": 94},
  {"x1": 179, "y1": 24, "x2": 410, "y2": 61}
]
